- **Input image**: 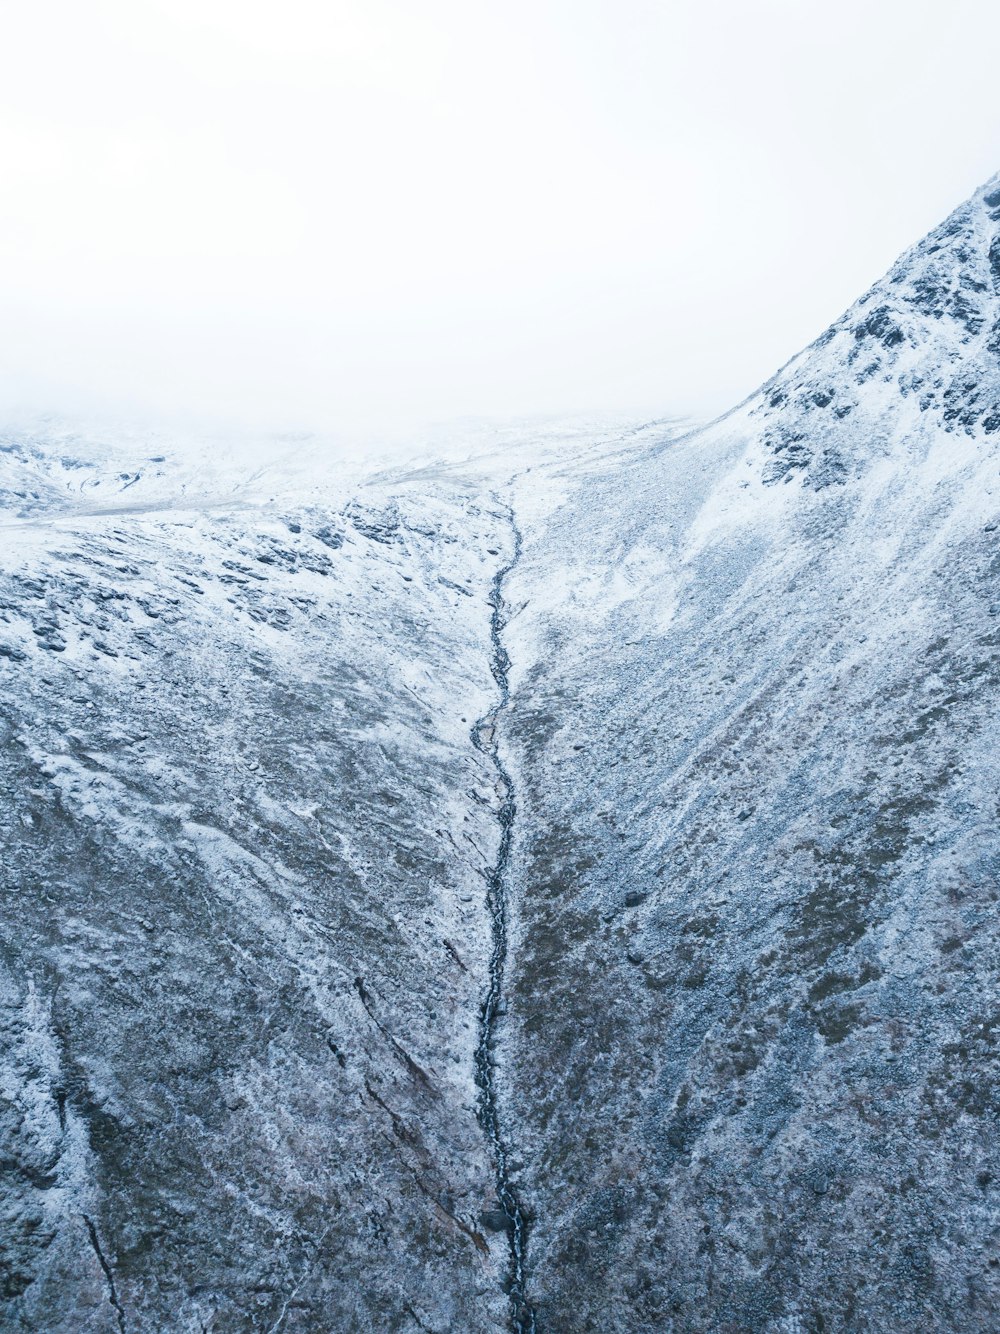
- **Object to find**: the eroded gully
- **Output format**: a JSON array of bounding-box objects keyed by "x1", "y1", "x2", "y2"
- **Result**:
[{"x1": 470, "y1": 499, "x2": 537, "y2": 1334}]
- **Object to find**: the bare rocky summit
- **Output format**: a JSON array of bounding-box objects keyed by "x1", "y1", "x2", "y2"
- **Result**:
[{"x1": 2, "y1": 173, "x2": 999, "y2": 1331}]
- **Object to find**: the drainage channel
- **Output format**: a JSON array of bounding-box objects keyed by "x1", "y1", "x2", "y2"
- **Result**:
[{"x1": 470, "y1": 500, "x2": 536, "y2": 1334}]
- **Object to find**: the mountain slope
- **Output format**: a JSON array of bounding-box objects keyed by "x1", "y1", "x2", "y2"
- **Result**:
[
  {"x1": 0, "y1": 461, "x2": 520, "y2": 1331},
  {"x1": 498, "y1": 171, "x2": 1000, "y2": 1330}
]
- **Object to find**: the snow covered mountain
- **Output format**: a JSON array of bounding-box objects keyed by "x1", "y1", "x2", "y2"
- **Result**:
[
  {"x1": 2, "y1": 172, "x2": 999, "y2": 1332},
  {"x1": 499, "y1": 172, "x2": 1000, "y2": 1331}
]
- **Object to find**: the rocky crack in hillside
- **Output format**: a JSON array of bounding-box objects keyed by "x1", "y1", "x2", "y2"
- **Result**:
[{"x1": 470, "y1": 500, "x2": 536, "y2": 1334}]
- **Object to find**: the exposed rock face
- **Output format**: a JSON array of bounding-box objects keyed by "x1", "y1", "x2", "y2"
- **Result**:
[{"x1": 2, "y1": 173, "x2": 1000, "y2": 1331}]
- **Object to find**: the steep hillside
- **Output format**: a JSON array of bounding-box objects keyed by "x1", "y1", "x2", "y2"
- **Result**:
[
  {"x1": 0, "y1": 453, "x2": 519, "y2": 1331},
  {"x1": 499, "y1": 171, "x2": 1000, "y2": 1330}
]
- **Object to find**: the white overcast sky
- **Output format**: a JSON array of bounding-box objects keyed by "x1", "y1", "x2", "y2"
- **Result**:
[{"x1": 1, "y1": 0, "x2": 999, "y2": 436}]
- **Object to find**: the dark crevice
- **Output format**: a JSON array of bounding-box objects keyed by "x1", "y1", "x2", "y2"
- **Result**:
[
  {"x1": 471, "y1": 499, "x2": 536, "y2": 1334},
  {"x1": 83, "y1": 1214, "x2": 127, "y2": 1334}
]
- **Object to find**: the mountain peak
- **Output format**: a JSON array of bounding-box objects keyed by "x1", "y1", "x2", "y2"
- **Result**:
[{"x1": 739, "y1": 170, "x2": 1000, "y2": 488}]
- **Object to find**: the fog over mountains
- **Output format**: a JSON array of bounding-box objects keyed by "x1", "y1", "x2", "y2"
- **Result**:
[{"x1": 2, "y1": 173, "x2": 1000, "y2": 1331}]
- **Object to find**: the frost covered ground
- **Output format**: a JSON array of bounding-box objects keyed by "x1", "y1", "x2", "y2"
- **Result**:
[
  {"x1": 0, "y1": 429, "x2": 527, "y2": 1331},
  {"x1": 2, "y1": 172, "x2": 1000, "y2": 1332}
]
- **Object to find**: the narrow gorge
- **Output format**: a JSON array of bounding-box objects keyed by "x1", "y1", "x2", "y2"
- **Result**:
[{"x1": 470, "y1": 500, "x2": 536, "y2": 1333}]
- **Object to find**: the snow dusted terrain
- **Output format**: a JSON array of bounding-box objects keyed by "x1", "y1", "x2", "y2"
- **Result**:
[
  {"x1": 498, "y1": 173, "x2": 1000, "y2": 1331},
  {"x1": 2, "y1": 172, "x2": 1000, "y2": 1331}
]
